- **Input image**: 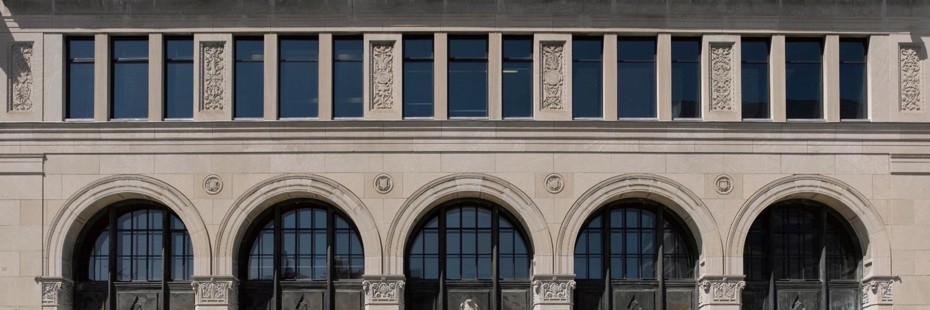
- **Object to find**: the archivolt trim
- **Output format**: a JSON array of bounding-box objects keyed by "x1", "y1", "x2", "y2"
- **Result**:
[
  {"x1": 45, "y1": 174, "x2": 210, "y2": 278},
  {"x1": 214, "y1": 174, "x2": 383, "y2": 275},
  {"x1": 556, "y1": 173, "x2": 723, "y2": 275},
  {"x1": 727, "y1": 174, "x2": 891, "y2": 276},
  {"x1": 385, "y1": 173, "x2": 553, "y2": 275}
]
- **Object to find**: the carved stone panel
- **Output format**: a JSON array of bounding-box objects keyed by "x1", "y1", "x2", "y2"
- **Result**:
[
  {"x1": 362, "y1": 277, "x2": 405, "y2": 304},
  {"x1": 900, "y1": 44, "x2": 922, "y2": 112},
  {"x1": 862, "y1": 277, "x2": 897, "y2": 307},
  {"x1": 698, "y1": 277, "x2": 746, "y2": 306},
  {"x1": 370, "y1": 41, "x2": 395, "y2": 110},
  {"x1": 192, "y1": 278, "x2": 236, "y2": 305},
  {"x1": 200, "y1": 41, "x2": 226, "y2": 112},
  {"x1": 709, "y1": 43, "x2": 734, "y2": 112},
  {"x1": 532, "y1": 278, "x2": 575, "y2": 304},
  {"x1": 9, "y1": 42, "x2": 34, "y2": 112},
  {"x1": 37, "y1": 278, "x2": 72, "y2": 307},
  {"x1": 540, "y1": 41, "x2": 566, "y2": 110}
]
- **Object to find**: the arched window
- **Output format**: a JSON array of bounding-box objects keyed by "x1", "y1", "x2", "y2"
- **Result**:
[
  {"x1": 405, "y1": 199, "x2": 532, "y2": 310},
  {"x1": 239, "y1": 199, "x2": 364, "y2": 310},
  {"x1": 574, "y1": 199, "x2": 697, "y2": 310},
  {"x1": 742, "y1": 199, "x2": 861, "y2": 309},
  {"x1": 74, "y1": 200, "x2": 194, "y2": 310}
]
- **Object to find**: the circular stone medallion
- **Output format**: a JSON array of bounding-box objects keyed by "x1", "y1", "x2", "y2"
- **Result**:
[
  {"x1": 714, "y1": 175, "x2": 734, "y2": 195},
  {"x1": 544, "y1": 173, "x2": 564, "y2": 194},
  {"x1": 203, "y1": 175, "x2": 223, "y2": 195},
  {"x1": 374, "y1": 174, "x2": 394, "y2": 194}
]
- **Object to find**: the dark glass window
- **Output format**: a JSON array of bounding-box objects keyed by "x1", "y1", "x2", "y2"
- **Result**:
[
  {"x1": 403, "y1": 36, "x2": 434, "y2": 118},
  {"x1": 239, "y1": 200, "x2": 364, "y2": 310},
  {"x1": 502, "y1": 36, "x2": 533, "y2": 118},
  {"x1": 742, "y1": 200, "x2": 860, "y2": 310},
  {"x1": 672, "y1": 38, "x2": 701, "y2": 119},
  {"x1": 786, "y1": 38, "x2": 823, "y2": 119},
  {"x1": 334, "y1": 36, "x2": 364, "y2": 118},
  {"x1": 573, "y1": 37, "x2": 603, "y2": 118},
  {"x1": 448, "y1": 36, "x2": 489, "y2": 118},
  {"x1": 618, "y1": 37, "x2": 657, "y2": 118},
  {"x1": 406, "y1": 199, "x2": 532, "y2": 310},
  {"x1": 235, "y1": 38, "x2": 264, "y2": 118},
  {"x1": 111, "y1": 38, "x2": 149, "y2": 119},
  {"x1": 840, "y1": 38, "x2": 868, "y2": 120},
  {"x1": 67, "y1": 37, "x2": 95, "y2": 119},
  {"x1": 165, "y1": 37, "x2": 193, "y2": 119},
  {"x1": 76, "y1": 201, "x2": 194, "y2": 310},
  {"x1": 279, "y1": 37, "x2": 319, "y2": 118},
  {"x1": 742, "y1": 38, "x2": 770, "y2": 119}
]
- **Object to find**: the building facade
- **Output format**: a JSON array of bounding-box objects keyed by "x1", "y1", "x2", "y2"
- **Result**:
[{"x1": 1, "y1": 0, "x2": 929, "y2": 309}]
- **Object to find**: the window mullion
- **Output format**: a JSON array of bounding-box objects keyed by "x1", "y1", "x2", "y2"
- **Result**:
[
  {"x1": 108, "y1": 207, "x2": 117, "y2": 310},
  {"x1": 492, "y1": 206, "x2": 500, "y2": 310},
  {"x1": 656, "y1": 208, "x2": 665, "y2": 310},
  {"x1": 439, "y1": 207, "x2": 447, "y2": 310},
  {"x1": 162, "y1": 207, "x2": 170, "y2": 309},
  {"x1": 820, "y1": 208, "x2": 829, "y2": 309},
  {"x1": 273, "y1": 206, "x2": 282, "y2": 310},
  {"x1": 327, "y1": 208, "x2": 335, "y2": 309}
]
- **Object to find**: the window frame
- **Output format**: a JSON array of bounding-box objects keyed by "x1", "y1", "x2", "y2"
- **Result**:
[
  {"x1": 670, "y1": 37, "x2": 702, "y2": 120},
  {"x1": 572, "y1": 36, "x2": 604, "y2": 119},
  {"x1": 164, "y1": 36, "x2": 194, "y2": 120},
  {"x1": 785, "y1": 37, "x2": 825, "y2": 121},
  {"x1": 277, "y1": 36, "x2": 320, "y2": 119},
  {"x1": 839, "y1": 37, "x2": 869, "y2": 121},
  {"x1": 402, "y1": 34, "x2": 435, "y2": 119},
  {"x1": 233, "y1": 36, "x2": 266, "y2": 120},
  {"x1": 332, "y1": 35, "x2": 365, "y2": 119},
  {"x1": 501, "y1": 35, "x2": 534, "y2": 119},
  {"x1": 617, "y1": 36, "x2": 658, "y2": 120},
  {"x1": 740, "y1": 37, "x2": 772, "y2": 120},
  {"x1": 110, "y1": 36, "x2": 150, "y2": 120},
  {"x1": 66, "y1": 36, "x2": 96, "y2": 120},
  {"x1": 447, "y1": 35, "x2": 490, "y2": 119}
]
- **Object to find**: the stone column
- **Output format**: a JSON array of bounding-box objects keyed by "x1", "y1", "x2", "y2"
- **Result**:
[
  {"x1": 35, "y1": 277, "x2": 72, "y2": 310},
  {"x1": 192, "y1": 276, "x2": 238, "y2": 310},
  {"x1": 362, "y1": 275, "x2": 405, "y2": 310},
  {"x1": 862, "y1": 276, "x2": 898, "y2": 309},
  {"x1": 532, "y1": 274, "x2": 575, "y2": 310},
  {"x1": 697, "y1": 275, "x2": 745, "y2": 310}
]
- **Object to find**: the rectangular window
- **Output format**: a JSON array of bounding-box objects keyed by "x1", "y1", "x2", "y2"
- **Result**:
[
  {"x1": 572, "y1": 37, "x2": 603, "y2": 118},
  {"x1": 333, "y1": 37, "x2": 364, "y2": 118},
  {"x1": 741, "y1": 38, "x2": 770, "y2": 119},
  {"x1": 502, "y1": 36, "x2": 533, "y2": 118},
  {"x1": 403, "y1": 36, "x2": 434, "y2": 118},
  {"x1": 786, "y1": 38, "x2": 823, "y2": 119},
  {"x1": 671, "y1": 38, "x2": 701, "y2": 119},
  {"x1": 165, "y1": 37, "x2": 193, "y2": 119},
  {"x1": 111, "y1": 38, "x2": 149, "y2": 119},
  {"x1": 618, "y1": 37, "x2": 657, "y2": 118},
  {"x1": 279, "y1": 37, "x2": 319, "y2": 118},
  {"x1": 448, "y1": 36, "x2": 489, "y2": 118},
  {"x1": 67, "y1": 37, "x2": 95, "y2": 119},
  {"x1": 840, "y1": 38, "x2": 868, "y2": 120},
  {"x1": 235, "y1": 38, "x2": 264, "y2": 118}
]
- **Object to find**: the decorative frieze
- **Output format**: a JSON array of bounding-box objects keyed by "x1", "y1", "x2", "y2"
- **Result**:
[
  {"x1": 36, "y1": 277, "x2": 72, "y2": 307},
  {"x1": 370, "y1": 42, "x2": 395, "y2": 110},
  {"x1": 192, "y1": 277, "x2": 237, "y2": 305},
  {"x1": 200, "y1": 41, "x2": 226, "y2": 112},
  {"x1": 900, "y1": 44, "x2": 922, "y2": 112},
  {"x1": 362, "y1": 276, "x2": 405, "y2": 305},
  {"x1": 9, "y1": 41, "x2": 34, "y2": 112},
  {"x1": 709, "y1": 43, "x2": 734, "y2": 112},
  {"x1": 532, "y1": 275, "x2": 576, "y2": 304},
  {"x1": 862, "y1": 277, "x2": 897, "y2": 308},
  {"x1": 698, "y1": 276, "x2": 745, "y2": 307},
  {"x1": 540, "y1": 41, "x2": 566, "y2": 110}
]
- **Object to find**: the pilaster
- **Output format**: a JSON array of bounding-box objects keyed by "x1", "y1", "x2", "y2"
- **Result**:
[
  {"x1": 192, "y1": 276, "x2": 238, "y2": 310},
  {"x1": 93, "y1": 33, "x2": 109, "y2": 121},
  {"x1": 657, "y1": 33, "x2": 672, "y2": 121},
  {"x1": 318, "y1": 33, "x2": 333, "y2": 120},
  {"x1": 362, "y1": 275, "x2": 405, "y2": 310},
  {"x1": 35, "y1": 277, "x2": 72, "y2": 310},
  {"x1": 697, "y1": 275, "x2": 745, "y2": 310},
  {"x1": 770, "y1": 35, "x2": 787, "y2": 122},
  {"x1": 824, "y1": 35, "x2": 840, "y2": 122},
  {"x1": 433, "y1": 33, "x2": 448, "y2": 120},
  {"x1": 532, "y1": 274, "x2": 575, "y2": 310},
  {"x1": 44, "y1": 33, "x2": 63, "y2": 121},
  {"x1": 703, "y1": 35, "x2": 740, "y2": 122},
  {"x1": 862, "y1": 276, "x2": 898, "y2": 309},
  {"x1": 264, "y1": 33, "x2": 278, "y2": 120},
  {"x1": 148, "y1": 33, "x2": 164, "y2": 121},
  {"x1": 363, "y1": 33, "x2": 403, "y2": 120},
  {"x1": 488, "y1": 32, "x2": 503, "y2": 120},
  {"x1": 533, "y1": 33, "x2": 572, "y2": 121},
  {"x1": 603, "y1": 34, "x2": 618, "y2": 120}
]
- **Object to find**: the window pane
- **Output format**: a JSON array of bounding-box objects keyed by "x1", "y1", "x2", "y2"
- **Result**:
[
  {"x1": 235, "y1": 38, "x2": 264, "y2": 118},
  {"x1": 786, "y1": 39, "x2": 823, "y2": 119},
  {"x1": 573, "y1": 37, "x2": 603, "y2": 118},
  {"x1": 840, "y1": 39, "x2": 867, "y2": 120},
  {"x1": 404, "y1": 36, "x2": 434, "y2": 118},
  {"x1": 618, "y1": 37, "x2": 656, "y2": 118},
  {"x1": 742, "y1": 38, "x2": 770, "y2": 119},
  {"x1": 279, "y1": 38, "x2": 319, "y2": 118},
  {"x1": 112, "y1": 38, "x2": 149, "y2": 119},
  {"x1": 502, "y1": 36, "x2": 533, "y2": 118},
  {"x1": 672, "y1": 38, "x2": 701, "y2": 119},
  {"x1": 334, "y1": 37, "x2": 364, "y2": 118},
  {"x1": 165, "y1": 38, "x2": 194, "y2": 119},
  {"x1": 448, "y1": 36, "x2": 488, "y2": 118}
]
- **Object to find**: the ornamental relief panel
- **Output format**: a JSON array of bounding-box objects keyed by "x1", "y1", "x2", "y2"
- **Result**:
[
  {"x1": 900, "y1": 44, "x2": 922, "y2": 112},
  {"x1": 9, "y1": 41, "x2": 34, "y2": 112},
  {"x1": 200, "y1": 41, "x2": 226, "y2": 112},
  {"x1": 862, "y1": 277, "x2": 897, "y2": 307},
  {"x1": 532, "y1": 277, "x2": 576, "y2": 304},
  {"x1": 370, "y1": 41, "x2": 395, "y2": 110},
  {"x1": 709, "y1": 43, "x2": 734, "y2": 112},
  {"x1": 698, "y1": 277, "x2": 746, "y2": 306},
  {"x1": 540, "y1": 41, "x2": 566, "y2": 110},
  {"x1": 362, "y1": 277, "x2": 405, "y2": 304},
  {"x1": 192, "y1": 278, "x2": 236, "y2": 305}
]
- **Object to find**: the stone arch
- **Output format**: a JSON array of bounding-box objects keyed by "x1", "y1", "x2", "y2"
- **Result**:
[
  {"x1": 727, "y1": 174, "x2": 891, "y2": 276},
  {"x1": 386, "y1": 173, "x2": 554, "y2": 275},
  {"x1": 556, "y1": 174, "x2": 724, "y2": 275},
  {"x1": 45, "y1": 174, "x2": 211, "y2": 278},
  {"x1": 215, "y1": 174, "x2": 383, "y2": 276}
]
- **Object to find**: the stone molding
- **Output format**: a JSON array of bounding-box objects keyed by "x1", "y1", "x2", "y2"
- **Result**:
[
  {"x1": 370, "y1": 41, "x2": 395, "y2": 110},
  {"x1": 698, "y1": 276, "x2": 745, "y2": 307},
  {"x1": 192, "y1": 277, "x2": 237, "y2": 306},
  {"x1": 362, "y1": 275, "x2": 406, "y2": 305},
  {"x1": 35, "y1": 277, "x2": 72, "y2": 307},
  {"x1": 531, "y1": 275, "x2": 575, "y2": 305},
  {"x1": 200, "y1": 41, "x2": 226, "y2": 112},
  {"x1": 540, "y1": 40, "x2": 566, "y2": 110},
  {"x1": 862, "y1": 276, "x2": 898, "y2": 308},
  {"x1": 899, "y1": 43, "x2": 922, "y2": 112},
  {"x1": 9, "y1": 41, "x2": 34, "y2": 112},
  {"x1": 709, "y1": 42, "x2": 734, "y2": 112}
]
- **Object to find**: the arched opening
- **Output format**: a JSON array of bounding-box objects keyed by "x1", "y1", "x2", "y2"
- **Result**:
[
  {"x1": 405, "y1": 198, "x2": 533, "y2": 310},
  {"x1": 742, "y1": 199, "x2": 861, "y2": 309},
  {"x1": 237, "y1": 199, "x2": 365, "y2": 310},
  {"x1": 573, "y1": 199, "x2": 698, "y2": 310},
  {"x1": 73, "y1": 200, "x2": 195, "y2": 310}
]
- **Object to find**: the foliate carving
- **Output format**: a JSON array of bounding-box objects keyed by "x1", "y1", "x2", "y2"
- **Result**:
[
  {"x1": 192, "y1": 278, "x2": 235, "y2": 305},
  {"x1": 540, "y1": 41, "x2": 566, "y2": 110},
  {"x1": 710, "y1": 43, "x2": 734, "y2": 112},
  {"x1": 200, "y1": 42, "x2": 226, "y2": 111},
  {"x1": 532, "y1": 278, "x2": 576, "y2": 304},
  {"x1": 900, "y1": 45, "x2": 922, "y2": 112},
  {"x1": 36, "y1": 278, "x2": 71, "y2": 306},
  {"x1": 698, "y1": 277, "x2": 746, "y2": 306},
  {"x1": 41, "y1": 281, "x2": 61, "y2": 305},
  {"x1": 362, "y1": 277, "x2": 405, "y2": 304},
  {"x1": 370, "y1": 42, "x2": 395, "y2": 110},
  {"x1": 863, "y1": 277, "x2": 897, "y2": 307},
  {"x1": 9, "y1": 42, "x2": 34, "y2": 112}
]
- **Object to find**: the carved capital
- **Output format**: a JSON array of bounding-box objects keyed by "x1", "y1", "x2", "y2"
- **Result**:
[
  {"x1": 900, "y1": 44, "x2": 922, "y2": 112},
  {"x1": 200, "y1": 41, "x2": 226, "y2": 112},
  {"x1": 862, "y1": 276, "x2": 898, "y2": 308},
  {"x1": 9, "y1": 41, "x2": 34, "y2": 112},
  {"x1": 709, "y1": 42, "x2": 734, "y2": 112},
  {"x1": 362, "y1": 275, "x2": 406, "y2": 305},
  {"x1": 698, "y1": 276, "x2": 745, "y2": 307},
  {"x1": 540, "y1": 41, "x2": 566, "y2": 111},
  {"x1": 191, "y1": 277, "x2": 237, "y2": 305},
  {"x1": 532, "y1": 275, "x2": 576, "y2": 305},
  {"x1": 35, "y1": 277, "x2": 72, "y2": 307}
]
